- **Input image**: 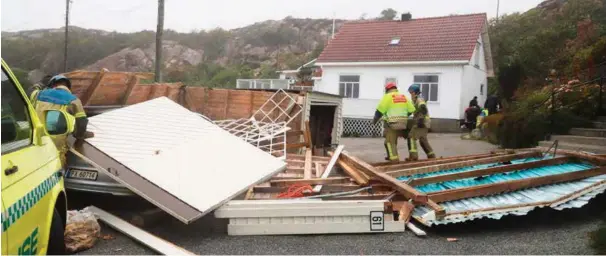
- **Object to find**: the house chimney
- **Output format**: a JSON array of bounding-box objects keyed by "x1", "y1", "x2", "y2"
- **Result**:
[{"x1": 401, "y1": 13, "x2": 412, "y2": 21}]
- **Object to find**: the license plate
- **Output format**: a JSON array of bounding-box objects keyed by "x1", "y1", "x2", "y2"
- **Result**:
[{"x1": 67, "y1": 169, "x2": 98, "y2": 181}]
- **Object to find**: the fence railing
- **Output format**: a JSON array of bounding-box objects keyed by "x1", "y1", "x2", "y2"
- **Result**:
[{"x1": 236, "y1": 79, "x2": 315, "y2": 91}]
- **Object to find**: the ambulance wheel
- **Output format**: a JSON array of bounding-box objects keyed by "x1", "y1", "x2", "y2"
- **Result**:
[{"x1": 47, "y1": 208, "x2": 66, "y2": 255}]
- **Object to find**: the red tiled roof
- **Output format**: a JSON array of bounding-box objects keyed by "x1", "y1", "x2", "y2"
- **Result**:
[{"x1": 317, "y1": 13, "x2": 487, "y2": 63}]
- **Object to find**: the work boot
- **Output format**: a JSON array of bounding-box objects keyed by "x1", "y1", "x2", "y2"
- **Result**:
[
  {"x1": 407, "y1": 152, "x2": 419, "y2": 161},
  {"x1": 427, "y1": 152, "x2": 436, "y2": 159}
]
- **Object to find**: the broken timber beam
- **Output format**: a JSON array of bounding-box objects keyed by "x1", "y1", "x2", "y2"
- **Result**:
[
  {"x1": 339, "y1": 151, "x2": 433, "y2": 204},
  {"x1": 375, "y1": 152, "x2": 505, "y2": 171},
  {"x1": 304, "y1": 148, "x2": 313, "y2": 179},
  {"x1": 409, "y1": 156, "x2": 572, "y2": 186},
  {"x1": 385, "y1": 151, "x2": 542, "y2": 178},
  {"x1": 270, "y1": 177, "x2": 351, "y2": 186},
  {"x1": 312, "y1": 145, "x2": 344, "y2": 193},
  {"x1": 334, "y1": 155, "x2": 369, "y2": 185},
  {"x1": 537, "y1": 147, "x2": 606, "y2": 166},
  {"x1": 428, "y1": 166, "x2": 606, "y2": 203}
]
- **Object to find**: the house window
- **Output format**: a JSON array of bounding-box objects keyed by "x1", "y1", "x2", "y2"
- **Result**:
[
  {"x1": 413, "y1": 75, "x2": 439, "y2": 102},
  {"x1": 339, "y1": 75, "x2": 360, "y2": 98},
  {"x1": 385, "y1": 77, "x2": 397, "y2": 86},
  {"x1": 474, "y1": 41, "x2": 481, "y2": 68},
  {"x1": 480, "y1": 84, "x2": 484, "y2": 95}
]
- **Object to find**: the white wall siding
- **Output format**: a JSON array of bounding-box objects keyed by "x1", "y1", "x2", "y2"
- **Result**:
[
  {"x1": 461, "y1": 34, "x2": 489, "y2": 118},
  {"x1": 317, "y1": 65, "x2": 464, "y2": 119}
]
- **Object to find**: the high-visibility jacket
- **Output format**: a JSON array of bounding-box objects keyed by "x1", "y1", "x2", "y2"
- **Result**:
[
  {"x1": 376, "y1": 89, "x2": 416, "y2": 124},
  {"x1": 34, "y1": 85, "x2": 87, "y2": 164},
  {"x1": 412, "y1": 96, "x2": 431, "y2": 129}
]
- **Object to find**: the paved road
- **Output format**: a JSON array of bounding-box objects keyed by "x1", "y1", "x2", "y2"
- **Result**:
[{"x1": 73, "y1": 135, "x2": 603, "y2": 255}]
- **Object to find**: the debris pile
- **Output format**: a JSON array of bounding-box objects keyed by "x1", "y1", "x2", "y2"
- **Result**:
[{"x1": 64, "y1": 207, "x2": 101, "y2": 253}]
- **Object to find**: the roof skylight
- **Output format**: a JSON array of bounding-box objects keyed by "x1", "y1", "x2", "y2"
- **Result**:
[{"x1": 389, "y1": 37, "x2": 401, "y2": 45}]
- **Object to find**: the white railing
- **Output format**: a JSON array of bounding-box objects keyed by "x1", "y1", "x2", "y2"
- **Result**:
[{"x1": 237, "y1": 79, "x2": 314, "y2": 91}]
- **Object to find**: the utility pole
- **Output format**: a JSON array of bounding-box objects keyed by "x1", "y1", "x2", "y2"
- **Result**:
[
  {"x1": 495, "y1": 0, "x2": 500, "y2": 23},
  {"x1": 155, "y1": 0, "x2": 164, "y2": 82},
  {"x1": 64, "y1": 0, "x2": 70, "y2": 72},
  {"x1": 331, "y1": 12, "x2": 336, "y2": 39}
]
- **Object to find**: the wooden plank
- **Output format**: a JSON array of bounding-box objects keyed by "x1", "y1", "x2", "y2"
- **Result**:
[
  {"x1": 287, "y1": 159, "x2": 329, "y2": 165},
  {"x1": 335, "y1": 155, "x2": 369, "y2": 185},
  {"x1": 304, "y1": 121, "x2": 313, "y2": 149},
  {"x1": 409, "y1": 156, "x2": 572, "y2": 186},
  {"x1": 80, "y1": 70, "x2": 106, "y2": 105},
  {"x1": 339, "y1": 151, "x2": 432, "y2": 205},
  {"x1": 120, "y1": 74, "x2": 139, "y2": 105},
  {"x1": 313, "y1": 145, "x2": 345, "y2": 193},
  {"x1": 406, "y1": 222, "x2": 427, "y2": 237},
  {"x1": 88, "y1": 206, "x2": 195, "y2": 255},
  {"x1": 385, "y1": 152, "x2": 542, "y2": 178},
  {"x1": 287, "y1": 154, "x2": 331, "y2": 161},
  {"x1": 375, "y1": 153, "x2": 502, "y2": 171},
  {"x1": 286, "y1": 142, "x2": 308, "y2": 150},
  {"x1": 253, "y1": 184, "x2": 362, "y2": 193},
  {"x1": 428, "y1": 167, "x2": 606, "y2": 203},
  {"x1": 538, "y1": 147, "x2": 606, "y2": 166},
  {"x1": 315, "y1": 162, "x2": 323, "y2": 178},
  {"x1": 224, "y1": 90, "x2": 230, "y2": 119},
  {"x1": 270, "y1": 177, "x2": 351, "y2": 187},
  {"x1": 304, "y1": 148, "x2": 313, "y2": 179}
]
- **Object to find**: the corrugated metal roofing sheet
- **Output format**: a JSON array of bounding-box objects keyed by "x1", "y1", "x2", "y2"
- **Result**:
[
  {"x1": 408, "y1": 156, "x2": 606, "y2": 226},
  {"x1": 85, "y1": 97, "x2": 286, "y2": 223}
]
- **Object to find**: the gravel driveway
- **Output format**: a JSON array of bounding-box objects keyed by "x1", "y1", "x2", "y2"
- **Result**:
[{"x1": 73, "y1": 134, "x2": 604, "y2": 255}]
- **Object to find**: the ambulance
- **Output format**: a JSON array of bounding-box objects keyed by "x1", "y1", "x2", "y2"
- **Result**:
[{"x1": 1, "y1": 59, "x2": 68, "y2": 255}]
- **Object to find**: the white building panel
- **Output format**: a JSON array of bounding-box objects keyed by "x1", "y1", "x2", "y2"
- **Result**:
[{"x1": 85, "y1": 97, "x2": 286, "y2": 222}]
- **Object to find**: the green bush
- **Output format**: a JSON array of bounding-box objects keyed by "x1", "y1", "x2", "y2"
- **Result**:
[{"x1": 497, "y1": 86, "x2": 594, "y2": 148}]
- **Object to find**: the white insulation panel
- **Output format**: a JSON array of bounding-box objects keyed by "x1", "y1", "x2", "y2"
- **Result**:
[
  {"x1": 215, "y1": 200, "x2": 406, "y2": 235},
  {"x1": 86, "y1": 97, "x2": 286, "y2": 219}
]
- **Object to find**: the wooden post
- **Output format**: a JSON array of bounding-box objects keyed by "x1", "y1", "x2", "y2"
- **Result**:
[
  {"x1": 304, "y1": 148, "x2": 313, "y2": 179},
  {"x1": 120, "y1": 74, "x2": 139, "y2": 105},
  {"x1": 80, "y1": 70, "x2": 106, "y2": 106}
]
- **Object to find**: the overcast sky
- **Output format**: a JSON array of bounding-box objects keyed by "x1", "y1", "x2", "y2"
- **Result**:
[{"x1": 2, "y1": 0, "x2": 544, "y2": 33}]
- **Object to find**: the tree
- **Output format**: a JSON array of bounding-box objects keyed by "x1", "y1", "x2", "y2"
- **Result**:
[{"x1": 378, "y1": 8, "x2": 398, "y2": 20}]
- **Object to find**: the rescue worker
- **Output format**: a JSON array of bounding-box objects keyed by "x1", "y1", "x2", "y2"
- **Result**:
[
  {"x1": 34, "y1": 75, "x2": 92, "y2": 165},
  {"x1": 372, "y1": 82, "x2": 415, "y2": 162},
  {"x1": 406, "y1": 84, "x2": 436, "y2": 160},
  {"x1": 28, "y1": 74, "x2": 53, "y2": 104}
]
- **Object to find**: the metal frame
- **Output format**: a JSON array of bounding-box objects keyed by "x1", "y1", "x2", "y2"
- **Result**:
[{"x1": 215, "y1": 89, "x2": 303, "y2": 159}]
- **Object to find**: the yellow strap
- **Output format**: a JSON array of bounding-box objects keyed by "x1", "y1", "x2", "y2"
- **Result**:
[{"x1": 74, "y1": 111, "x2": 87, "y2": 118}]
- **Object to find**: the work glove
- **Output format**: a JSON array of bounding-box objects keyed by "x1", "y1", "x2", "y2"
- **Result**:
[{"x1": 417, "y1": 118, "x2": 425, "y2": 128}]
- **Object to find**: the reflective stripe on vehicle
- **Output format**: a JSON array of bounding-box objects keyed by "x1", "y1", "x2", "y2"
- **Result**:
[{"x1": 1, "y1": 172, "x2": 61, "y2": 232}]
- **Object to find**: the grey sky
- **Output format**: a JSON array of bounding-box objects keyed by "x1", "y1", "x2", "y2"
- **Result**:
[{"x1": 2, "y1": 0, "x2": 544, "y2": 33}]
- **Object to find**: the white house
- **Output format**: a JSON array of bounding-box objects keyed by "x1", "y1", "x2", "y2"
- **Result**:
[{"x1": 314, "y1": 13, "x2": 495, "y2": 133}]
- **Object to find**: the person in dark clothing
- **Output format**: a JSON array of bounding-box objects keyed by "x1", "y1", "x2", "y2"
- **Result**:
[
  {"x1": 469, "y1": 96, "x2": 478, "y2": 108},
  {"x1": 484, "y1": 95, "x2": 500, "y2": 115}
]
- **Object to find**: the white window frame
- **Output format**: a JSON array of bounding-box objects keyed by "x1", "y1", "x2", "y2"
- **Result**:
[
  {"x1": 413, "y1": 74, "x2": 439, "y2": 103},
  {"x1": 385, "y1": 77, "x2": 398, "y2": 86},
  {"x1": 338, "y1": 75, "x2": 360, "y2": 99}
]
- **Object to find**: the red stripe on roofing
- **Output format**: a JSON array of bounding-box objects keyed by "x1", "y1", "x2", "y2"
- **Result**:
[{"x1": 317, "y1": 13, "x2": 487, "y2": 63}]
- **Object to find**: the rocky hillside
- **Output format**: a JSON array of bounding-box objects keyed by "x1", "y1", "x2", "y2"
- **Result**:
[{"x1": 1, "y1": 17, "x2": 345, "y2": 81}]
